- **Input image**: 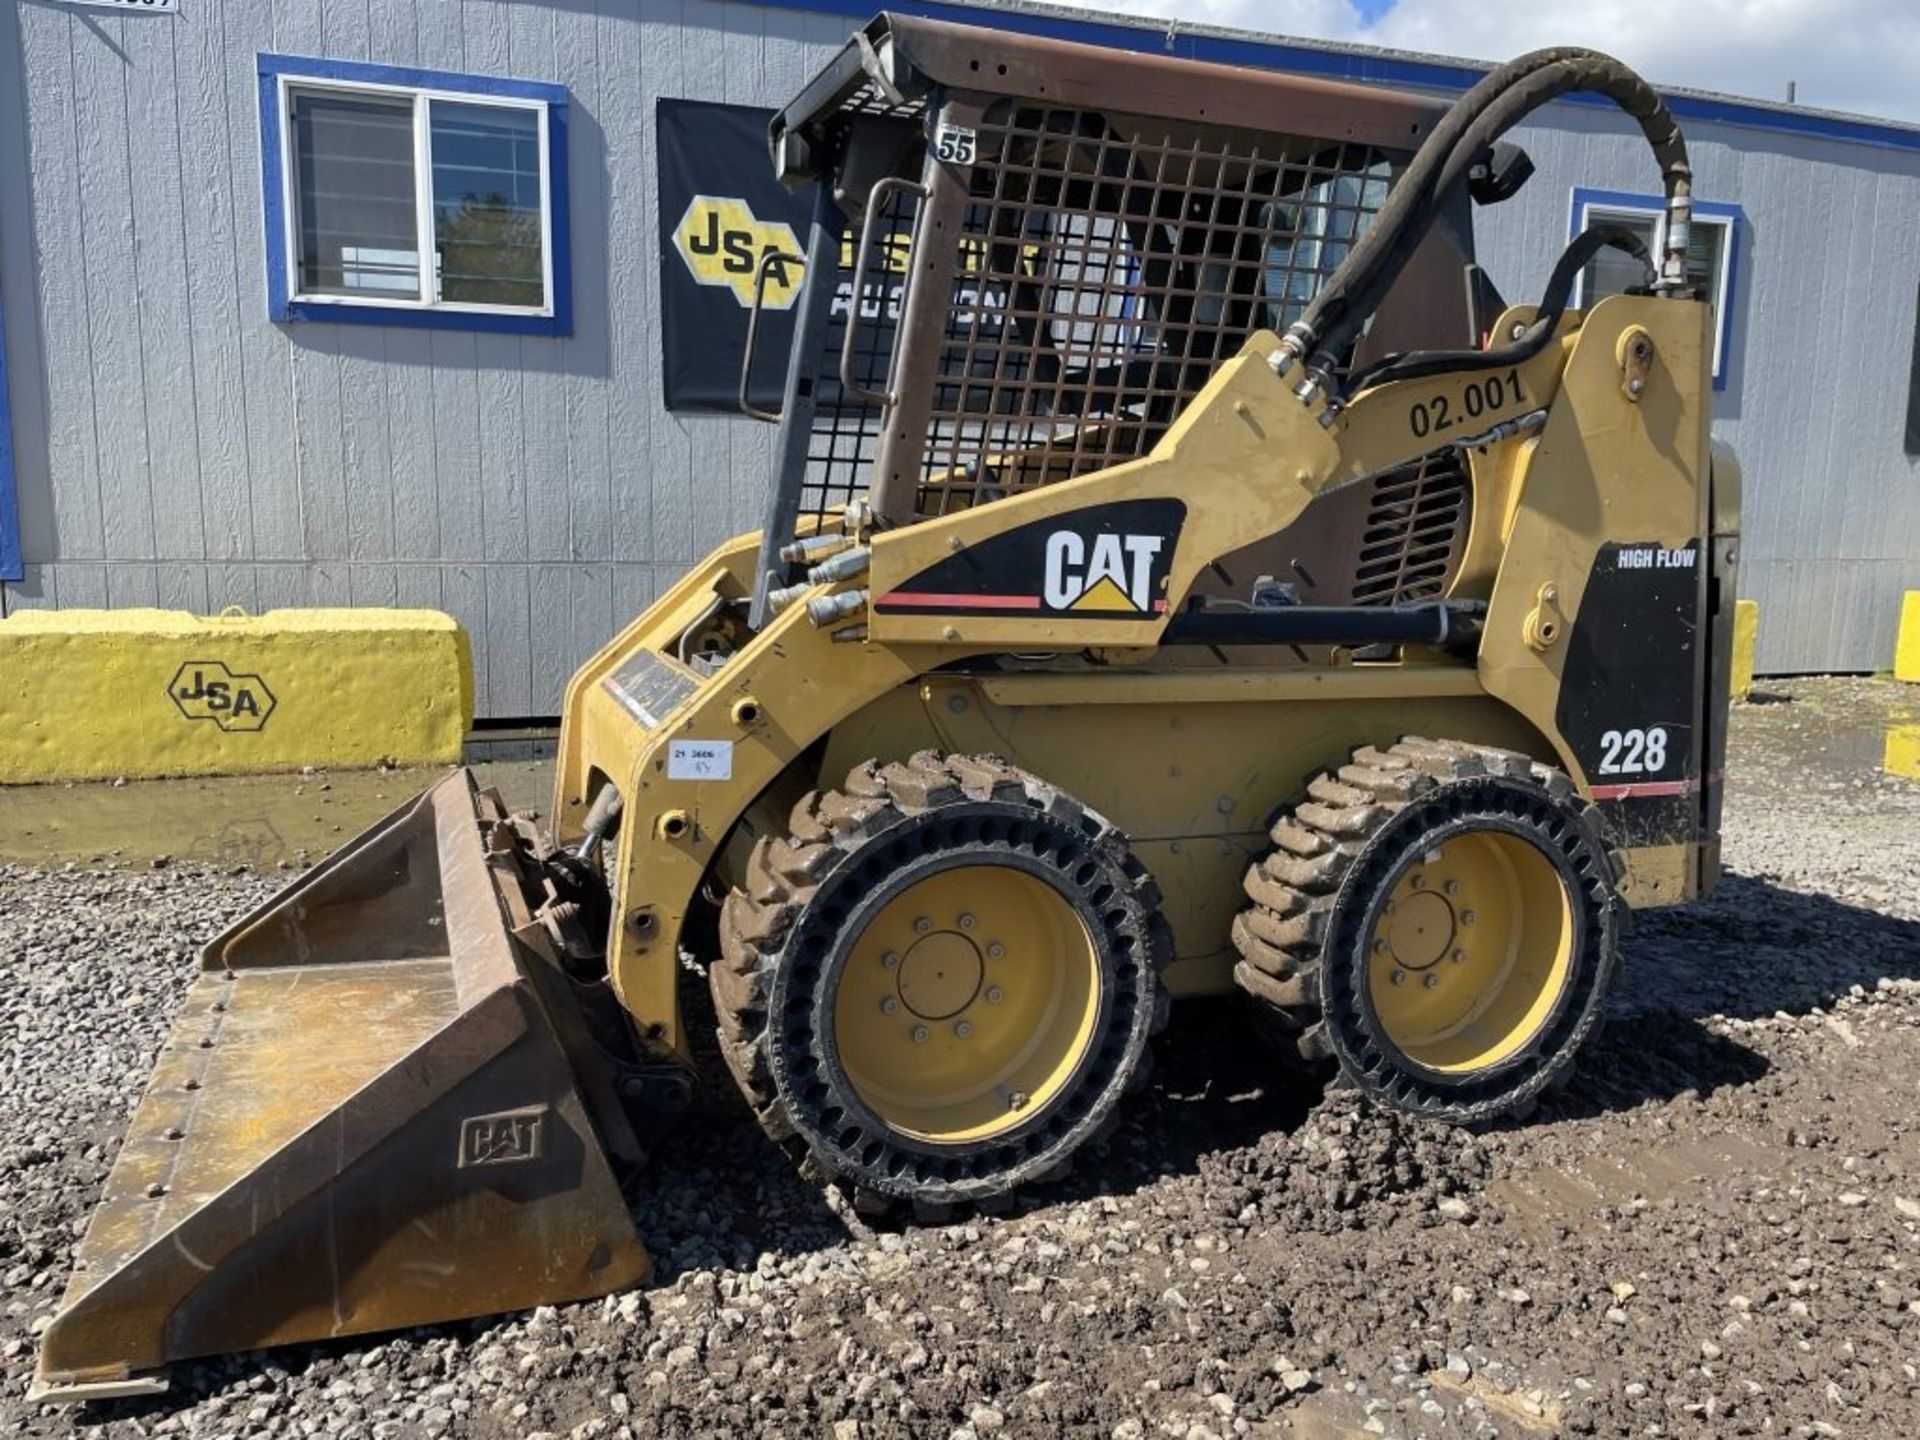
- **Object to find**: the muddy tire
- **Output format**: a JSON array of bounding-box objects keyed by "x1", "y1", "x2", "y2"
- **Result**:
[
  {"x1": 1231, "y1": 737, "x2": 1622, "y2": 1122},
  {"x1": 712, "y1": 751, "x2": 1171, "y2": 1218}
]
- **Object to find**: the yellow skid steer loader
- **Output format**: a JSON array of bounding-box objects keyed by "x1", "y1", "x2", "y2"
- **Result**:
[{"x1": 36, "y1": 16, "x2": 1738, "y2": 1400}]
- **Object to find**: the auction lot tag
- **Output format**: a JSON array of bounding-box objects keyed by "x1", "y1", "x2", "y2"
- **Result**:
[{"x1": 667, "y1": 739, "x2": 733, "y2": 780}]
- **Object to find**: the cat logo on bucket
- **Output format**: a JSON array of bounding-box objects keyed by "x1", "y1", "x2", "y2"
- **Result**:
[
  {"x1": 169, "y1": 660, "x2": 276, "y2": 732},
  {"x1": 672, "y1": 196, "x2": 805, "y2": 310},
  {"x1": 1043, "y1": 531, "x2": 1166, "y2": 614}
]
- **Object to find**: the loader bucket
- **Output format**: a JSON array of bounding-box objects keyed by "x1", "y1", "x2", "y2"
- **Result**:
[{"x1": 32, "y1": 771, "x2": 651, "y2": 1402}]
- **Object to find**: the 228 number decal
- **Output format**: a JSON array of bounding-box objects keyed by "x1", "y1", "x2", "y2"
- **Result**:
[
  {"x1": 1597, "y1": 726, "x2": 1669, "y2": 775},
  {"x1": 1407, "y1": 367, "x2": 1527, "y2": 439}
]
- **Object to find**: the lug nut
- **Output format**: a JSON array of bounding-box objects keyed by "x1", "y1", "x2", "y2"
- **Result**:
[
  {"x1": 1423, "y1": 973, "x2": 1440, "y2": 989},
  {"x1": 986, "y1": 942, "x2": 1006, "y2": 960},
  {"x1": 881, "y1": 997, "x2": 900, "y2": 1014},
  {"x1": 911, "y1": 1026, "x2": 929, "y2": 1044},
  {"x1": 1444, "y1": 880, "x2": 1460, "y2": 896},
  {"x1": 955, "y1": 1020, "x2": 973, "y2": 1038},
  {"x1": 1461, "y1": 910, "x2": 1477, "y2": 926},
  {"x1": 1373, "y1": 939, "x2": 1390, "y2": 955},
  {"x1": 1452, "y1": 948, "x2": 1467, "y2": 962},
  {"x1": 1410, "y1": 873, "x2": 1425, "y2": 890},
  {"x1": 986, "y1": 986, "x2": 1004, "y2": 1003},
  {"x1": 1389, "y1": 969, "x2": 1407, "y2": 986},
  {"x1": 914, "y1": 916, "x2": 932, "y2": 934},
  {"x1": 882, "y1": 951, "x2": 901, "y2": 970},
  {"x1": 958, "y1": 913, "x2": 975, "y2": 931}
]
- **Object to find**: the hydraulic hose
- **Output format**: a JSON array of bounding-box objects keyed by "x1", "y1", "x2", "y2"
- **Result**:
[
  {"x1": 1277, "y1": 47, "x2": 1692, "y2": 399},
  {"x1": 1341, "y1": 224, "x2": 1655, "y2": 394}
]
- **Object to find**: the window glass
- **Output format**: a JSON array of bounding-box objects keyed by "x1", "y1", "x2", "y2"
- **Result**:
[
  {"x1": 1684, "y1": 219, "x2": 1726, "y2": 299},
  {"x1": 290, "y1": 90, "x2": 419, "y2": 299},
  {"x1": 1580, "y1": 210, "x2": 1729, "y2": 311},
  {"x1": 1042, "y1": 212, "x2": 1150, "y2": 370},
  {"x1": 1578, "y1": 210, "x2": 1660, "y2": 305},
  {"x1": 430, "y1": 101, "x2": 544, "y2": 307},
  {"x1": 1260, "y1": 161, "x2": 1391, "y2": 332}
]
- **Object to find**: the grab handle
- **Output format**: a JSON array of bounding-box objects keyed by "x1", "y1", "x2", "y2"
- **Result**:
[
  {"x1": 838, "y1": 175, "x2": 928, "y2": 409},
  {"x1": 739, "y1": 248, "x2": 806, "y2": 423}
]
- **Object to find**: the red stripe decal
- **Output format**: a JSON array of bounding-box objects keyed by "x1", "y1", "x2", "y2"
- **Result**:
[
  {"x1": 876, "y1": 591, "x2": 1044, "y2": 610},
  {"x1": 1589, "y1": 778, "x2": 1699, "y2": 800}
]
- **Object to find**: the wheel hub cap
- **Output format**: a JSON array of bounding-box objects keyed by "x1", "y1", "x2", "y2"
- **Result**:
[
  {"x1": 897, "y1": 933, "x2": 983, "y2": 1019},
  {"x1": 1366, "y1": 831, "x2": 1575, "y2": 1074},
  {"x1": 1386, "y1": 891, "x2": 1454, "y2": 970},
  {"x1": 832, "y1": 864, "x2": 1100, "y2": 1144}
]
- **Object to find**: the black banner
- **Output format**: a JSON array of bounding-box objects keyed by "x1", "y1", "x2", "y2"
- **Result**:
[{"x1": 657, "y1": 98, "x2": 816, "y2": 414}]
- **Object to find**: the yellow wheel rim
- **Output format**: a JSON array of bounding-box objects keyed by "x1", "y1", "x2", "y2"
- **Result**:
[
  {"x1": 832, "y1": 864, "x2": 1101, "y2": 1144},
  {"x1": 1365, "y1": 830, "x2": 1575, "y2": 1074}
]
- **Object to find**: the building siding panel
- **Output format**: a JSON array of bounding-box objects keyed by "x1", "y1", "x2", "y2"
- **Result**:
[
  {"x1": 179, "y1": 0, "x2": 257, "y2": 565},
  {"x1": 22, "y1": 7, "x2": 107, "y2": 566},
  {"x1": 3, "y1": 0, "x2": 1917, "y2": 707}
]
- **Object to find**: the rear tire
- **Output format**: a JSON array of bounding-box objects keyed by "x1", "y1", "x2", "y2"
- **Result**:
[
  {"x1": 712, "y1": 751, "x2": 1170, "y2": 1217},
  {"x1": 1231, "y1": 737, "x2": 1621, "y2": 1122}
]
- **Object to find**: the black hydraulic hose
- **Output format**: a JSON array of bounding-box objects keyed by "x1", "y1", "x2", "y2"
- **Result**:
[
  {"x1": 1342, "y1": 224, "x2": 1655, "y2": 394},
  {"x1": 1280, "y1": 47, "x2": 1691, "y2": 394}
]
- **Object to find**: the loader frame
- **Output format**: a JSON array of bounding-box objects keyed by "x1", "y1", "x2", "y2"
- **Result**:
[{"x1": 555, "y1": 296, "x2": 1721, "y2": 1061}]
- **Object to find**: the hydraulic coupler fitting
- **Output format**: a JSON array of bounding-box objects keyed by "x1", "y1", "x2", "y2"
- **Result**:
[
  {"x1": 807, "y1": 589, "x2": 869, "y2": 628},
  {"x1": 807, "y1": 546, "x2": 870, "y2": 585},
  {"x1": 766, "y1": 580, "x2": 812, "y2": 615},
  {"x1": 778, "y1": 533, "x2": 852, "y2": 566}
]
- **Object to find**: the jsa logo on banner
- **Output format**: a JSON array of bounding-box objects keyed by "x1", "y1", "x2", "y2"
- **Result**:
[
  {"x1": 672, "y1": 196, "x2": 804, "y2": 309},
  {"x1": 1043, "y1": 532, "x2": 1165, "y2": 614}
]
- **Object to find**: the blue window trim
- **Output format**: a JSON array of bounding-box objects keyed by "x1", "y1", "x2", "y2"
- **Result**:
[
  {"x1": 747, "y1": 0, "x2": 1920, "y2": 157},
  {"x1": 258, "y1": 53, "x2": 571, "y2": 337},
  {"x1": 1569, "y1": 186, "x2": 1742, "y2": 391},
  {"x1": 0, "y1": 276, "x2": 21, "y2": 584}
]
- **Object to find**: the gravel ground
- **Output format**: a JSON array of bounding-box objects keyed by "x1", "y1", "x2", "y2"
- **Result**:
[{"x1": 4, "y1": 676, "x2": 1919, "y2": 1439}]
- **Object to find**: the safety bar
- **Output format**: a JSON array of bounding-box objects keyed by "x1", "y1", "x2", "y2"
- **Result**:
[
  {"x1": 838, "y1": 175, "x2": 928, "y2": 409},
  {"x1": 739, "y1": 248, "x2": 807, "y2": 424}
]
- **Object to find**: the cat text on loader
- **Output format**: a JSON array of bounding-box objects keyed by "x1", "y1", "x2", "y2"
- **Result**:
[{"x1": 37, "y1": 15, "x2": 1739, "y2": 1400}]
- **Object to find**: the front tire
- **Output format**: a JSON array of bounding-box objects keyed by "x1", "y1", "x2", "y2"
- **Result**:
[{"x1": 713, "y1": 752, "x2": 1170, "y2": 1216}]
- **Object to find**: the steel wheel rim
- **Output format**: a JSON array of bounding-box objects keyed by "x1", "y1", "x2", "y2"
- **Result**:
[
  {"x1": 831, "y1": 864, "x2": 1101, "y2": 1144},
  {"x1": 1365, "y1": 830, "x2": 1575, "y2": 1074}
]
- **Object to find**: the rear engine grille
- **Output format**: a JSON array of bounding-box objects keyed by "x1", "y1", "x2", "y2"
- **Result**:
[{"x1": 1350, "y1": 451, "x2": 1472, "y2": 606}]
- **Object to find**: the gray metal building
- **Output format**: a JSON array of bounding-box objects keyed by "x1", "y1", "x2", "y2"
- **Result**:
[{"x1": 1, "y1": 0, "x2": 1916, "y2": 718}]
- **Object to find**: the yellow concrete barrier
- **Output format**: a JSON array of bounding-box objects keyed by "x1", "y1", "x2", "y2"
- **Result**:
[
  {"x1": 1888, "y1": 725, "x2": 1920, "y2": 783},
  {"x1": 0, "y1": 608, "x2": 472, "y2": 784},
  {"x1": 1897, "y1": 591, "x2": 1920, "y2": 683},
  {"x1": 1731, "y1": 598, "x2": 1759, "y2": 700}
]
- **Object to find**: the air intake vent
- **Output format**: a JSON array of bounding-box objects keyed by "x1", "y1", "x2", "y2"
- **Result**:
[{"x1": 1350, "y1": 451, "x2": 1472, "y2": 606}]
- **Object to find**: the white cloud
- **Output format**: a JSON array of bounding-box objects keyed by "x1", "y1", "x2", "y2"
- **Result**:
[{"x1": 1046, "y1": 0, "x2": 1920, "y2": 124}]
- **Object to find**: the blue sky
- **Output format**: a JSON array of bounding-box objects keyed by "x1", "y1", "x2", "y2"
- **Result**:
[{"x1": 1048, "y1": 0, "x2": 1920, "y2": 123}]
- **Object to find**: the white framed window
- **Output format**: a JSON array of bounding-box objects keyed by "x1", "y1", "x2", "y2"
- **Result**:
[
  {"x1": 259, "y1": 55, "x2": 571, "y2": 336},
  {"x1": 1570, "y1": 188, "x2": 1740, "y2": 389}
]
